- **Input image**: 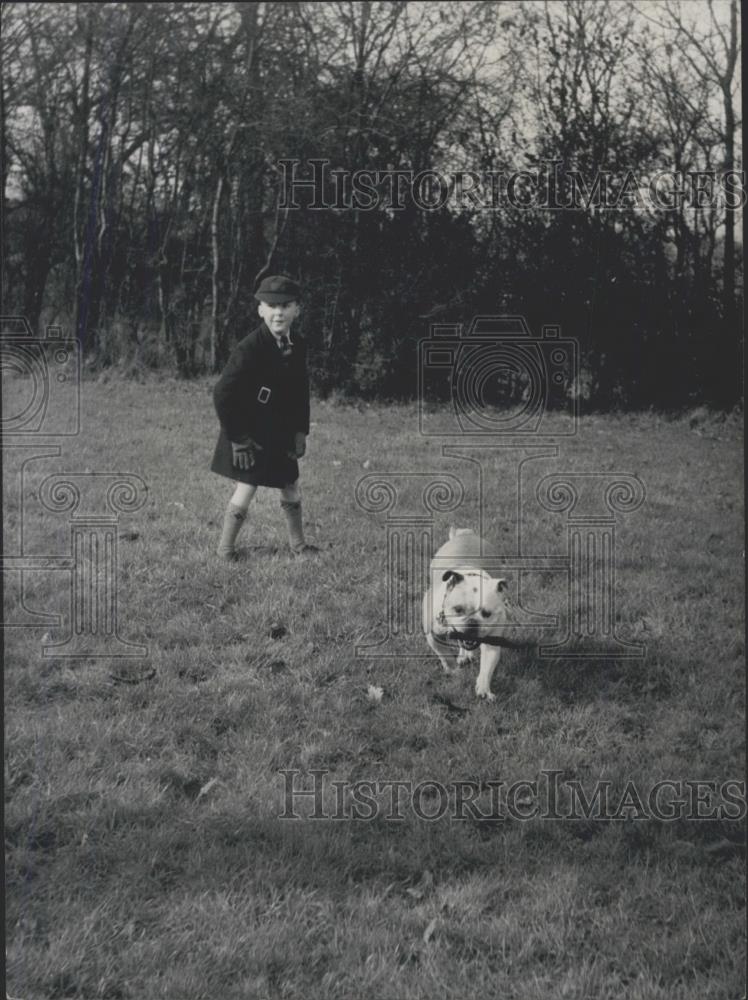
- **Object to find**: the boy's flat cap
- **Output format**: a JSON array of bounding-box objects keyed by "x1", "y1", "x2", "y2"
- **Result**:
[{"x1": 254, "y1": 275, "x2": 301, "y2": 303}]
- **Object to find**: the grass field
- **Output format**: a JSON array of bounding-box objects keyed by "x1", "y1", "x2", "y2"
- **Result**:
[{"x1": 3, "y1": 373, "x2": 746, "y2": 1000}]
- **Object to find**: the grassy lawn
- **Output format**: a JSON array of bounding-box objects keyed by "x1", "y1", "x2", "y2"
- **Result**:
[{"x1": 4, "y1": 374, "x2": 745, "y2": 1000}]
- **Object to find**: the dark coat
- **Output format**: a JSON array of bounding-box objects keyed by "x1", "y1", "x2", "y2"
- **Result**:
[{"x1": 211, "y1": 322, "x2": 310, "y2": 488}]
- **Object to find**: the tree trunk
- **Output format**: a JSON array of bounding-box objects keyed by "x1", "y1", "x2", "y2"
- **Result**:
[
  {"x1": 210, "y1": 173, "x2": 225, "y2": 372},
  {"x1": 0, "y1": 57, "x2": 8, "y2": 307}
]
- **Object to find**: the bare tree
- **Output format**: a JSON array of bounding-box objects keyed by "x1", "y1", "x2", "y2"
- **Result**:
[
  {"x1": 638, "y1": 23, "x2": 718, "y2": 285},
  {"x1": 642, "y1": 0, "x2": 741, "y2": 327}
]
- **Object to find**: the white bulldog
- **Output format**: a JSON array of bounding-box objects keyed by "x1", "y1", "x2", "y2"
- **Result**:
[{"x1": 422, "y1": 528, "x2": 513, "y2": 701}]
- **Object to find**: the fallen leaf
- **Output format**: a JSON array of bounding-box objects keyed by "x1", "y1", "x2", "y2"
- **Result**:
[
  {"x1": 367, "y1": 684, "x2": 384, "y2": 703},
  {"x1": 196, "y1": 777, "x2": 220, "y2": 802},
  {"x1": 423, "y1": 918, "x2": 438, "y2": 944}
]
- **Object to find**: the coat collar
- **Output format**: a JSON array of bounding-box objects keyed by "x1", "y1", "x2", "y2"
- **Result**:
[{"x1": 257, "y1": 321, "x2": 293, "y2": 351}]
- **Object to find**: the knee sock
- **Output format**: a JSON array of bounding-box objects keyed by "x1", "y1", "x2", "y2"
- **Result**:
[
  {"x1": 217, "y1": 503, "x2": 247, "y2": 558},
  {"x1": 280, "y1": 500, "x2": 305, "y2": 552}
]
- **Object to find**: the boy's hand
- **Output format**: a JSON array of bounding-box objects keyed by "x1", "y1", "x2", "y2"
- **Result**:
[
  {"x1": 231, "y1": 437, "x2": 263, "y2": 470},
  {"x1": 288, "y1": 432, "x2": 307, "y2": 460}
]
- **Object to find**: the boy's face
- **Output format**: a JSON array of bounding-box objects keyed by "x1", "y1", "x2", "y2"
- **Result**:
[{"x1": 258, "y1": 299, "x2": 300, "y2": 336}]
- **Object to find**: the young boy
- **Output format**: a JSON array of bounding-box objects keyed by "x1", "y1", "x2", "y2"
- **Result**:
[{"x1": 211, "y1": 274, "x2": 318, "y2": 559}]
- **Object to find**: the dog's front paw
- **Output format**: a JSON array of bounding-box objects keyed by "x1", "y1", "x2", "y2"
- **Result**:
[{"x1": 475, "y1": 683, "x2": 495, "y2": 702}]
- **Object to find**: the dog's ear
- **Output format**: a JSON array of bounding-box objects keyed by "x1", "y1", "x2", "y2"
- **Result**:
[
  {"x1": 495, "y1": 578, "x2": 508, "y2": 593},
  {"x1": 442, "y1": 570, "x2": 464, "y2": 588}
]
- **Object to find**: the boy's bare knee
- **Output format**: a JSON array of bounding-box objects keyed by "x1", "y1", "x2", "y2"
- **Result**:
[
  {"x1": 280, "y1": 481, "x2": 300, "y2": 504},
  {"x1": 231, "y1": 483, "x2": 257, "y2": 510}
]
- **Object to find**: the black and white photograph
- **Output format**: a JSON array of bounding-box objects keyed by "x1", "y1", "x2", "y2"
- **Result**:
[{"x1": 2, "y1": 1, "x2": 745, "y2": 997}]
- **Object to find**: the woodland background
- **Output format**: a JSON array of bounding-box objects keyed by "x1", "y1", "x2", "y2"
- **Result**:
[{"x1": 1, "y1": 0, "x2": 742, "y2": 406}]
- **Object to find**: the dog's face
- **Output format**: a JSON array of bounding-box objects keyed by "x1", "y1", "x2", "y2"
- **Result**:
[{"x1": 434, "y1": 569, "x2": 509, "y2": 650}]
